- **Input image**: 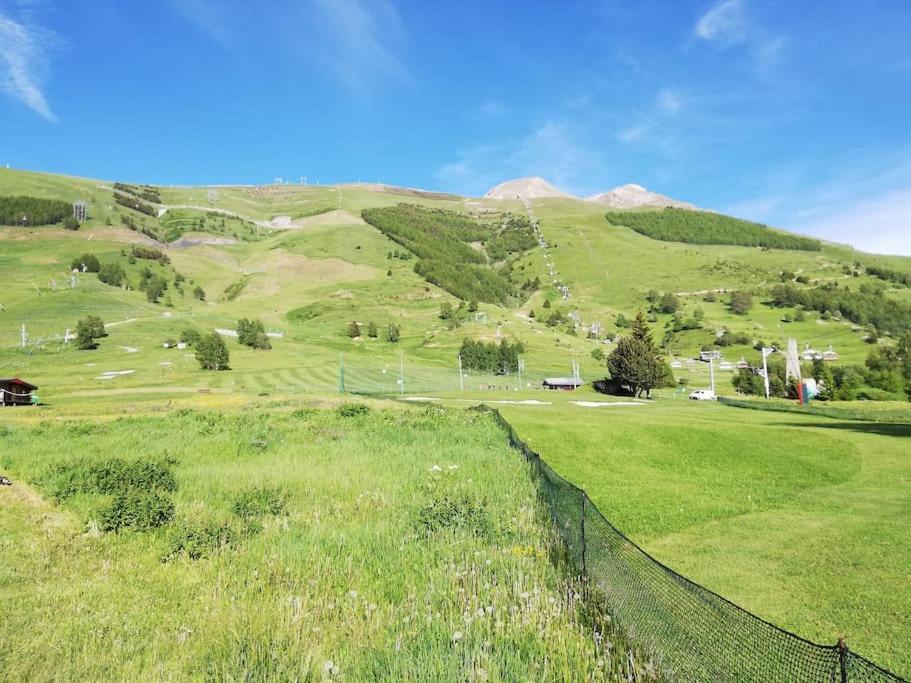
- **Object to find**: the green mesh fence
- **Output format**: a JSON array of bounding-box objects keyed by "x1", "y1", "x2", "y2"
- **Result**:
[{"x1": 484, "y1": 406, "x2": 906, "y2": 683}]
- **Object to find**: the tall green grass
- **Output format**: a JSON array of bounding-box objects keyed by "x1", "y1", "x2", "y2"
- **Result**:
[{"x1": 0, "y1": 404, "x2": 646, "y2": 681}]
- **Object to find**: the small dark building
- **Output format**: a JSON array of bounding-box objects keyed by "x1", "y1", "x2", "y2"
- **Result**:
[
  {"x1": 542, "y1": 377, "x2": 584, "y2": 391},
  {"x1": 0, "y1": 378, "x2": 38, "y2": 406}
]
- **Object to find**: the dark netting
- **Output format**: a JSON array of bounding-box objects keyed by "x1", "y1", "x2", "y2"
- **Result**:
[{"x1": 485, "y1": 407, "x2": 907, "y2": 683}]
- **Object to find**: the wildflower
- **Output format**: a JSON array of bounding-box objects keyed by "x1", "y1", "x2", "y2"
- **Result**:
[
  {"x1": 349, "y1": 590, "x2": 358, "y2": 599},
  {"x1": 323, "y1": 660, "x2": 339, "y2": 676},
  {"x1": 447, "y1": 464, "x2": 458, "y2": 470},
  {"x1": 430, "y1": 464, "x2": 442, "y2": 473},
  {"x1": 451, "y1": 630, "x2": 463, "y2": 644}
]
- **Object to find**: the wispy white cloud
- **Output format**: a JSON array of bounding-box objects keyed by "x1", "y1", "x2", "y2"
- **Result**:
[
  {"x1": 694, "y1": 0, "x2": 786, "y2": 77},
  {"x1": 309, "y1": 0, "x2": 410, "y2": 93},
  {"x1": 167, "y1": 0, "x2": 410, "y2": 95},
  {"x1": 437, "y1": 122, "x2": 604, "y2": 197},
  {"x1": 656, "y1": 88, "x2": 683, "y2": 114},
  {"x1": 796, "y1": 187, "x2": 911, "y2": 256},
  {"x1": 694, "y1": 0, "x2": 747, "y2": 45},
  {"x1": 165, "y1": 0, "x2": 232, "y2": 45},
  {"x1": 753, "y1": 36, "x2": 787, "y2": 74},
  {"x1": 616, "y1": 124, "x2": 648, "y2": 144},
  {"x1": 725, "y1": 156, "x2": 911, "y2": 255},
  {"x1": 0, "y1": 8, "x2": 57, "y2": 121}
]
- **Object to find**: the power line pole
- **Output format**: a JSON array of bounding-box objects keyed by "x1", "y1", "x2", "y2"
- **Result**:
[
  {"x1": 761, "y1": 347, "x2": 775, "y2": 399},
  {"x1": 338, "y1": 353, "x2": 345, "y2": 394},
  {"x1": 21, "y1": 324, "x2": 27, "y2": 348},
  {"x1": 709, "y1": 356, "x2": 716, "y2": 396},
  {"x1": 399, "y1": 353, "x2": 405, "y2": 397},
  {"x1": 458, "y1": 353, "x2": 464, "y2": 392}
]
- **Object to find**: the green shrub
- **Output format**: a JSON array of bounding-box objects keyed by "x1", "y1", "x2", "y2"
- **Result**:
[
  {"x1": 97, "y1": 262, "x2": 126, "y2": 287},
  {"x1": 70, "y1": 253, "x2": 100, "y2": 272},
  {"x1": 232, "y1": 487, "x2": 287, "y2": 519},
  {"x1": 162, "y1": 518, "x2": 237, "y2": 561},
  {"x1": 416, "y1": 494, "x2": 490, "y2": 538},
  {"x1": 98, "y1": 491, "x2": 175, "y2": 532},
  {"x1": 180, "y1": 328, "x2": 202, "y2": 346},
  {"x1": 337, "y1": 403, "x2": 370, "y2": 418},
  {"x1": 42, "y1": 457, "x2": 177, "y2": 501}
]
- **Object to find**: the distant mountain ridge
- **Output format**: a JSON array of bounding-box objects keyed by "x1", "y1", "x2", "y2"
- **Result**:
[
  {"x1": 586, "y1": 183, "x2": 696, "y2": 210},
  {"x1": 484, "y1": 177, "x2": 574, "y2": 199},
  {"x1": 483, "y1": 177, "x2": 695, "y2": 209}
]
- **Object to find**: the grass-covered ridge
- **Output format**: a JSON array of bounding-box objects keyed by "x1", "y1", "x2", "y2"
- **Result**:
[
  {"x1": 0, "y1": 404, "x2": 641, "y2": 681},
  {"x1": 606, "y1": 207, "x2": 822, "y2": 251},
  {"x1": 362, "y1": 203, "x2": 536, "y2": 305}
]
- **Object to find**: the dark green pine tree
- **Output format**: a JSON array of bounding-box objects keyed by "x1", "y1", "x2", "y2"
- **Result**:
[{"x1": 607, "y1": 311, "x2": 665, "y2": 398}]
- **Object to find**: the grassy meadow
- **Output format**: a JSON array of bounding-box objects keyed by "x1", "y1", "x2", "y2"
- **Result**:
[
  {"x1": 491, "y1": 392, "x2": 911, "y2": 677},
  {"x1": 0, "y1": 401, "x2": 650, "y2": 681}
]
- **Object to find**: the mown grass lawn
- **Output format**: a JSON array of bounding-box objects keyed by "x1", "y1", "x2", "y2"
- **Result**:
[
  {"x1": 0, "y1": 401, "x2": 641, "y2": 681},
  {"x1": 495, "y1": 394, "x2": 911, "y2": 678}
]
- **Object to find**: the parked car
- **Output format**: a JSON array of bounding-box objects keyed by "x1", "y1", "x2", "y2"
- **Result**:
[{"x1": 688, "y1": 389, "x2": 716, "y2": 401}]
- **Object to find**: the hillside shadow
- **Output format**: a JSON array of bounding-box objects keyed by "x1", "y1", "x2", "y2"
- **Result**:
[{"x1": 774, "y1": 422, "x2": 911, "y2": 438}]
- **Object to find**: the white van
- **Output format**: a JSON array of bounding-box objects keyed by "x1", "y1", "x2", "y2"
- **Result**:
[{"x1": 688, "y1": 389, "x2": 716, "y2": 401}]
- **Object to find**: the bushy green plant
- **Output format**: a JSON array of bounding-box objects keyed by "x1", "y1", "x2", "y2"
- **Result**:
[
  {"x1": 98, "y1": 491, "x2": 175, "y2": 532},
  {"x1": 97, "y1": 263, "x2": 126, "y2": 287},
  {"x1": 75, "y1": 315, "x2": 107, "y2": 350},
  {"x1": 41, "y1": 457, "x2": 177, "y2": 501},
  {"x1": 232, "y1": 487, "x2": 287, "y2": 519},
  {"x1": 337, "y1": 403, "x2": 370, "y2": 418},
  {"x1": 70, "y1": 253, "x2": 100, "y2": 272},
  {"x1": 162, "y1": 517, "x2": 237, "y2": 561},
  {"x1": 180, "y1": 328, "x2": 202, "y2": 346},
  {"x1": 416, "y1": 494, "x2": 491, "y2": 538}
]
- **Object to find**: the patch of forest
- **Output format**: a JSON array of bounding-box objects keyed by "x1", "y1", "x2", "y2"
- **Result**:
[
  {"x1": 0, "y1": 195, "x2": 71, "y2": 226},
  {"x1": 362, "y1": 204, "x2": 536, "y2": 305},
  {"x1": 769, "y1": 281, "x2": 911, "y2": 337},
  {"x1": 114, "y1": 182, "x2": 162, "y2": 204},
  {"x1": 606, "y1": 208, "x2": 822, "y2": 251}
]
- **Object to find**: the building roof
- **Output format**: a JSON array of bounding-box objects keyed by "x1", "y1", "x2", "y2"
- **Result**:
[
  {"x1": 0, "y1": 378, "x2": 38, "y2": 390},
  {"x1": 543, "y1": 377, "x2": 584, "y2": 386}
]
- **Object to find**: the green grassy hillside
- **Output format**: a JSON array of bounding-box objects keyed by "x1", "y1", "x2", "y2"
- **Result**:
[
  {"x1": 2, "y1": 168, "x2": 911, "y2": 678},
  {"x1": 2, "y1": 167, "x2": 910, "y2": 403}
]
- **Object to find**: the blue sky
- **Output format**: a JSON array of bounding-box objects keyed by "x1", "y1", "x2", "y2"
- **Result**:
[{"x1": 1, "y1": 0, "x2": 910, "y2": 255}]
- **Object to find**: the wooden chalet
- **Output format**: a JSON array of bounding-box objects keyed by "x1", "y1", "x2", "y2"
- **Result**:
[
  {"x1": 0, "y1": 378, "x2": 38, "y2": 406},
  {"x1": 542, "y1": 377, "x2": 584, "y2": 391}
]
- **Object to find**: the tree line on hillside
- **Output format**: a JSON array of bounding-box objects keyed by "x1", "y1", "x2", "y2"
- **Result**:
[
  {"x1": 606, "y1": 208, "x2": 822, "y2": 251},
  {"x1": 362, "y1": 204, "x2": 536, "y2": 306},
  {"x1": 114, "y1": 192, "x2": 157, "y2": 217},
  {"x1": 0, "y1": 196, "x2": 72, "y2": 226},
  {"x1": 114, "y1": 183, "x2": 162, "y2": 204},
  {"x1": 769, "y1": 282, "x2": 911, "y2": 337},
  {"x1": 866, "y1": 265, "x2": 911, "y2": 287},
  {"x1": 458, "y1": 339, "x2": 524, "y2": 374}
]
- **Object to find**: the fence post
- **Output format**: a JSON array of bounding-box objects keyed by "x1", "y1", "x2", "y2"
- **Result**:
[
  {"x1": 837, "y1": 638, "x2": 848, "y2": 683},
  {"x1": 580, "y1": 494, "x2": 588, "y2": 580}
]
